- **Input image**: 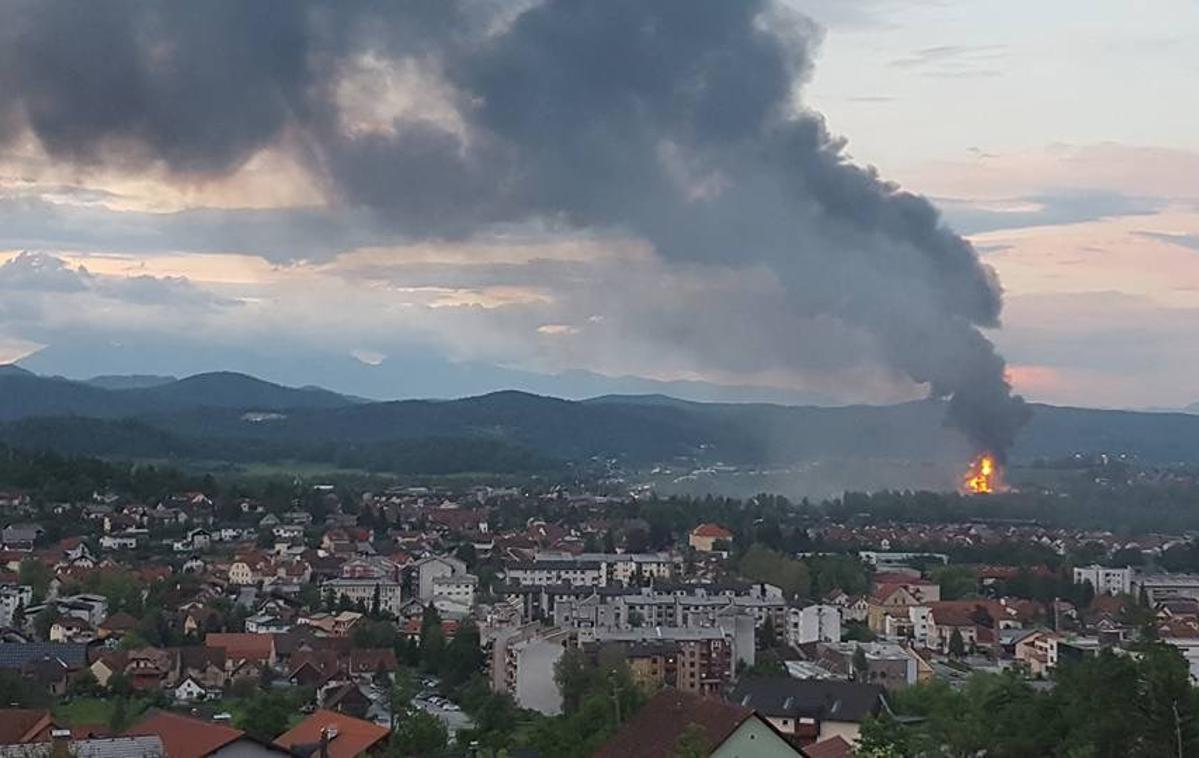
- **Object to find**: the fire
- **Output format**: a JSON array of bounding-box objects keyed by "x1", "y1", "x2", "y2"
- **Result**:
[{"x1": 963, "y1": 453, "x2": 1002, "y2": 494}]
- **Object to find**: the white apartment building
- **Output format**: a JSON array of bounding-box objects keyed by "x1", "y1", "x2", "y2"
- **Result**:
[
  {"x1": 321, "y1": 578, "x2": 404, "y2": 615},
  {"x1": 787, "y1": 604, "x2": 842, "y2": 647},
  {"x1": 1073, "y1": 565, "x2": 1132, "y2": 596},
  {"x1": 0, "y1": 584, "x2": 32, "y2": 627}
]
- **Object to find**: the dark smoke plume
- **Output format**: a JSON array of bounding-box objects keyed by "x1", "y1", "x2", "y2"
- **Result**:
[{"x1": 0, "y1": 0, "x2": 1030, "y2": 456}]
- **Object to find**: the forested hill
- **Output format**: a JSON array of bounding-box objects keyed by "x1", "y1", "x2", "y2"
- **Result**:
[{"x1": 1, "y1": 368, "x2": 1199, "y2": 470}]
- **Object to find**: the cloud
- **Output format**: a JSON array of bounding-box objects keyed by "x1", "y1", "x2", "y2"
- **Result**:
[
  {"x1": 1133, "y1": 231, "x2": 1199, "y2": 252},
  {"x1": 939, "y1": 190, "x2": 1166, "y2": 235},
  {"x1": 891, "y1": 44, "x2": 1007, "y2": 78},
  {"x1": 0, "y1": 0, "x2": 1031, "y2": 453}
]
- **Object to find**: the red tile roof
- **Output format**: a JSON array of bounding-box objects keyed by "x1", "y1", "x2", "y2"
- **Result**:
[
  {"x1": 594, "y1": 688, "x2": 770, "y2": 758},
  {"x1": 124, "y1": 711, "x2": 245, "y2": 758},
  {"x1": 690, "y1": 523, "x2": 733, "y2": 539},
  {"x1": 804, "y1": 735, "x2": 853, "y2": 758},
  {"x1": 205, "y1": 633, "x2": 274, "y2": 662},
  {"x1": 0, "y1": 709, "x2": 55, "y2": 744},
  {"x1": 273, "y1": 710, "x2": 389, "y2": 758}
]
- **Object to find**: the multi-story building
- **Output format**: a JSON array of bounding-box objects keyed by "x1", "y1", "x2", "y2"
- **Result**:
[
  {"x1": 592, "y1": 626, "x2": 739, "y2": 696},
  {"x1": 321, "y1": 578, "x2": 404, "y2": 615},
  {"x1": 787, "y1": 604, "x2": 841, "y2": 647},
  {"x1": 0, "y1": 584, "x2": 32, "y2": 627},
  {"x1": 1073, "y1": 565, "x2": 1132, "y2": 596},
  {"x1": 550, "y1": 582, "x2": 785, "y2": 633},
  {"x1": 504, "y1": 552, "x2": 674, "y2": 588},
  {"x1": 490, "y1": 625, "x2": 572, "y2": 715},
  {"x1": 413, "y1": 555, "x2": 469, "y2": 602}
]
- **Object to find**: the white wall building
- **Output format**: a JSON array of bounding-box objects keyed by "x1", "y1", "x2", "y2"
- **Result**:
[
  {"x1": 322, "y1": 578, "x2": 404, "y2": 615},
  {"x1": 787, "y1": 604, "x2": 842, "y2": 647},
  {"x1": 1073, "y1": 565, "x2": 1132, "y2": 595}
]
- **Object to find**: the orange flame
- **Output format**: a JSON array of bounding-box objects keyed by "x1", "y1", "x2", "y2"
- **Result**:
[{"x1": 963, "y1": 453, "x2": 1002, "y2": 494}]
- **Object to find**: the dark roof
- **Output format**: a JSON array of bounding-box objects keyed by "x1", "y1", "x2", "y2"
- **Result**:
[
  {"x1": 594, "y1": 688, "x2": 791, "y2": 758},
  {"x1": 727, "y1": 677, "x2": 886, "y2": 723},
  {"x1": 0, "y1": 643, "x2": 89, "y2": 670},
  {"x1": 0, "y1": 708, "x2": 54, "y2": 743},
  {"x1": 803, "y1": 735, "x2": 854, "y2": 758}
]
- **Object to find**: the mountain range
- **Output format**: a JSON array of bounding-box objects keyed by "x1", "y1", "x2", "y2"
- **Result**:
[{"x1": 1, "y1": 367, "x2": 1198, "y2": 476}]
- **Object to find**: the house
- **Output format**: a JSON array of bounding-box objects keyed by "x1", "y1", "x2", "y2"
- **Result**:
[
  {"x1": 0, "y1": 736, "x2": 166, "y2": 757},
  {"x1": 297, "y1": 611, "x2": 363, "y2": 638},
  {"x1": 273, "y1": 710, "x2": 390, "y2": 758},
  {"x1": 97, "y1": 612, "x2": 140, "y2": 640},
  {"x1": 49, "y1": 617, "x2": 96, "y2": 643},
  {"x1": 0, "y1": 643, "x2": 88, "y2": 676},
  {"x1": 413, "y1": 555, "x2": 468, "y2": 602},
  {"x1": 245, "y1": 614, "x2": 291, "y2": 635},
  {"x1": 594, "y1": 688, "x2": 801, "y2": 758},
  {"x1": 0, "y1": 709, "x2": 57, "y2": 744},
  {"x1": 179, "y1": 646, "x2": 228, "y2": 690},
  {"x1": 174, "y1": 675, "x2": 208, "y2": 703},
  {"x1": 205, "y1": 633, "x2": 276, "y2": 668},
  {"x1": 320, "y1": 682, "x2": 373, "y2": 719},
  {"x1": 688, "y1": 523, "x2": 734, "y2": 553},
  {"x1": 727, "y1": 677, "x2": 887, "y2": 747},
  {"x1": 1014, "y1": 629, "x2": 1061, "y2": 677},
  {"x1": 125, "y1": 710, "x2": 286, "y2": 758}
]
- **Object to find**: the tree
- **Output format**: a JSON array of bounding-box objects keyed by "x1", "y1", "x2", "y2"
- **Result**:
[
  {"x1": 853, "y1": 645, "x2": 870, "y2": 682},
  {"x1": 390, "y1": 669, "x2": 419, "y2": 730},
  {"x1": 929, "y1": 566, "x2": 978, "y2": 601},
  {"x1": 419, "y1": 605, "x2": 445, "y2": 672},
  {"x1": 554, "y1": 647, "x2": 595, "y2": 715},
  {"x1": 442, "y1": 619, "x2": 484, "y2": 687},
  {"x1": 370, "y1": 583, "x2": 382, "y2": 617},
  {"x1": 672, "y1": 723, "x2": 710, "y2": 758},
  {"x1": 948, "y1": 628, "x2": 966, "y2": 658},
  {"x1": 33, "y1": 606, "x2": 59, "y2": 641},
  {"x1": 389, "y1": 710, "x2": 447, "y2": 757},
  {"x1": 739, "y1": 544, "x2": 809, "y2": 600},
  {"x1": 759, "y1": 616, "x2": 777, "y2": 650},
  {"x1": 238, "y1": 693, "x2": 291, "y2": 742},
  {"x1": 10, "y1": 599, "x2": 25, "y2": 629},
  {"x1": 108, "y1": 672, "x2": 134, "y2": 698},
  {"x1": 19, "y1": 559, "x2": 52, "y2": 604}
]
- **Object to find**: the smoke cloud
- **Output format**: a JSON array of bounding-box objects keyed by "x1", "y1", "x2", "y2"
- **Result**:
[{"x1": 0, "y1": 0, "x2": 1029, "y2": 456}]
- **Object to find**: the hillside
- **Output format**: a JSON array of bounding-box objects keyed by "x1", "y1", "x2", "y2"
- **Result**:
[{"x1": 1, "y1": 369, "x2": 1198, "y2": 472}]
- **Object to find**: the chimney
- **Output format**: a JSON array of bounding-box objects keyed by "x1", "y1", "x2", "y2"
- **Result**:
[{"x1": 49, "y1": 728, "x2": 72, "y2": 758}]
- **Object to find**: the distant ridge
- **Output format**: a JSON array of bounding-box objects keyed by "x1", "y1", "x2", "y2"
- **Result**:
[
  {"x1": 0, "y1": 368, "x2": 1198, "y2": 466},
  {"x1": 86, "y1": 374, "x2": 177, "y2": 390}
]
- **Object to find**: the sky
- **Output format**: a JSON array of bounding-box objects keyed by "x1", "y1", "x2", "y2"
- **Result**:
[{"x1": 0, "y1": 0, "x2": 1196, "y2": 411}]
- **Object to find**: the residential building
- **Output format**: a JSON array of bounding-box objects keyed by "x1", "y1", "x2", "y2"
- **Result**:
[
  {"x1": 412, "y1": 555, "x2": 469, "y2": 602},
  {"x1": 125, "y1": 710, "x2": 284, "y2": 758},
  {"x1": 788, "y1": 604, "x2": 842, "y2": 646},
  {"x1": 1073, "y1": 565, "x2": 1132, "y2": 596},
  {"x1": 273, "y1": 710, "x2": 389, "y2": 758},
  {"x1": 727, "y1": 677, "x2": 887, "y2": 747},
  {"x1": 490, "y1": 625, "x2": 572, "y2": 715},
  {"x1": 0, "y1": 585, "x2": 32, "y2": 628},
  {"x1": 1014, "y1": 630, "x2": 1061, "y2": 677},
  {"x1": 815, "y1": 642, "x2": 925, "y2": 690},
  {"x1": 321, "y1": 577, "x2": 404, "y2": 615},
  {"x1": 595, "y1": 688, "x2": 802, "y2": 758},
  {"x1": 688, "y1": 523, "x2": 734, "y2": 553}
]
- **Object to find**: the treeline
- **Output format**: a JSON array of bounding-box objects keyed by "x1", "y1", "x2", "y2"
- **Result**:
[
  {"x1": 0, "y1": 443, "x2": 215, "y2": 501},
  {"x1": 829, "y1": 481, "x2": 1199, "y2": 534},
  {"x1": 860, "y1": 644, "x2": 1199, "y2": 758},
  {"x1": 0, "y1": 416, "x2": 565, "y2": 479}
]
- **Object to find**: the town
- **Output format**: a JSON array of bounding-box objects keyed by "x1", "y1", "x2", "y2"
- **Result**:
[{"x1": 1, "y1": 451, "x2": 1198, "y2": 757}]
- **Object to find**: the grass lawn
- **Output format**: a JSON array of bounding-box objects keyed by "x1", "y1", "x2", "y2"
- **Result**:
[{"x1": 53, "y1": 697, "x2": 152, "y2": 729}]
